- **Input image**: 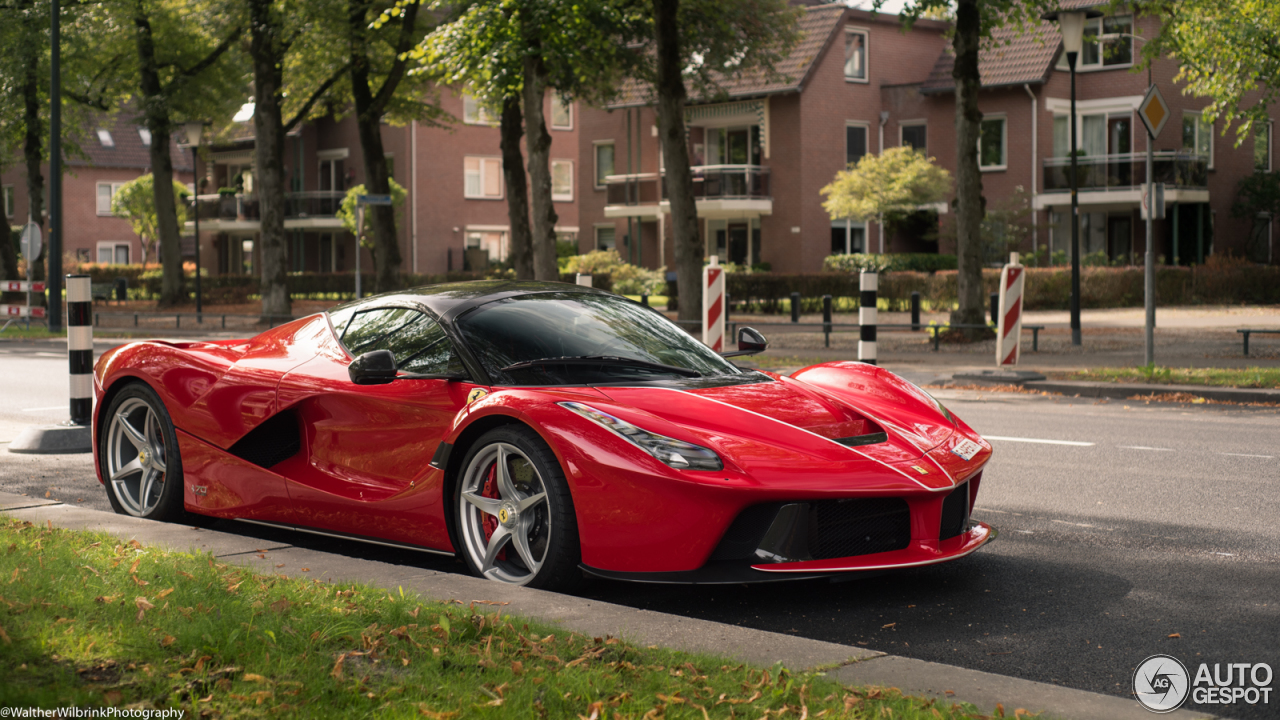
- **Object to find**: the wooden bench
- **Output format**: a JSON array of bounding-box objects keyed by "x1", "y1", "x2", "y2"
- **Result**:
[{"x1": 1238, "y1": 328, "x2": 1280, "y2": 356}]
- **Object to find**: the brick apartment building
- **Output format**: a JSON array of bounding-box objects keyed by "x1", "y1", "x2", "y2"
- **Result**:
[
  {"x1": 2, "y1": 112, "x2": 194, "y2": 266},
  {"x1": 189, "y1": 91, "x2": 579, "y2": 278},
  {"x1": 579, "y1": 0, "x2": 1278, "y2": 272}
]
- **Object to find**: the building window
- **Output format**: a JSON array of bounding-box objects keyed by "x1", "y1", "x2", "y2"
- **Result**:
[
  {"x1": 318, "y1": 156, "x2": 346, "y2": 192},
  {"x1": 462, "y1": 94, "x2": 497, "y2": 126},
  {"x1": 979, "y1": 117, "x2": 1007, "y2": 170},
  {"x1": 1256, "y1": 122, "x2": 1272, "y2": 172},
  {"x1": 465, "y1": 229, "x2": 508, "y2": 263},
  {"x1": 1182, "y1": 112, "x2": 1213, "y2": 169},
  {"x1": 97, "y1": 241, "x2": 129, "y2": 265},
  {"x1": 843, "y1": 28, "x2": 868, "y2": 82},
  {"x1": 901, "y1": 123, "x2": 926, "y2": 152},
  {"x1": 831, "y1": 220, "x2": 866, "y2": 255},
  {"x1": 464, "y1": 156, "x2": 503, "y2": 199},
  {"x1": 137, "y1": 127, "x2": 152, "y2": 146},
  {"x1": 551, "y1": 94, "x2": 572, "y2": 130},
  {"x1": 594, "y1": 142, "x2": 615, "y2": 188},
  {"x1": 595, "y1": 225, "x2": 616, "y2": 251},
  {"x1": 1058, "y1": 16, "x2": 1133, "y2": 70},
  {"x1": 2, "y1": 186, "x2": 13, "y2": 218},
  {"x1": 96, "y1": 129, "x2": 114, "y2": 147},
  {"x1": 97, "y1": 182, "x2": 124, "y2": 215},
  {"x1": 846, "y1": 123, "x2": 868, "y2": 167},
  {"x1": 551, "y1": 160, "x2": 573, "y2": 201}
]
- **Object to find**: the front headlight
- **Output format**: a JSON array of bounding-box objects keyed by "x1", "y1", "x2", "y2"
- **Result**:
[{"x1": 558, "y1": 401, "x2": 723, "y2": 471}]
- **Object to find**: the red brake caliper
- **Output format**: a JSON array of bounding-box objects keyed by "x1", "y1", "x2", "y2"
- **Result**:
[{"x1": 479, "y1": 462, "x2": 506, "y2": 561}]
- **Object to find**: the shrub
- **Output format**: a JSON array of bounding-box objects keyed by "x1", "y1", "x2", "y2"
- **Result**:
[
  {"x1": 823, "y1": 253, "x2": 958, "y2": 273},
  {"x1": 562, "y1": 250, "x2": 663, "y2": 295}
]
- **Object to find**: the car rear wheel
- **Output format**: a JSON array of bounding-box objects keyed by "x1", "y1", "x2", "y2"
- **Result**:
[
  {"x1": 100, "y1": 383, "x2": 188, "y2": 522},
  {"x1": 455, "y1": 426, "x2": 582, "y2": 591}
]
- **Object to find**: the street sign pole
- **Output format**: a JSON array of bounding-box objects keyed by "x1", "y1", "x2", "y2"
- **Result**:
[
  {"x1": 48, "y1": 0, "x2": 62, "y2": 333},
  {"x1": 1137, "y1": 84, "x2": 1170, "y2": 368}
]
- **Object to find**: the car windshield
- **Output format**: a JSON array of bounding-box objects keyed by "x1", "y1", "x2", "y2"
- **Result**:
[{"x1": 457, "y1": 292, "x2": 743, "y2": 386}]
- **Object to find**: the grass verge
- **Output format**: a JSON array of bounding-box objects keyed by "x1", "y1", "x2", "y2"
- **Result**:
[
  {"x1": 0, "y1": 517, "x2": 1024, "y2": 719},
  {"x1": 1068, "y1": 365, "x2": 1280, "y2": 389}
]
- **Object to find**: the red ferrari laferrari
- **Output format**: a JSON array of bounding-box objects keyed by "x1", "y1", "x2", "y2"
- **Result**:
[{"x1": 93, "y1": 281, "x2": 994, "y2": 590}]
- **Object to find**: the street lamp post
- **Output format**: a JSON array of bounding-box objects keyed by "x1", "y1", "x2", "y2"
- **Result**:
[
  {"x1": 183, "y1": 121, "x2": 205, "y2": 322},
  {"x1": 1044, "y1": 9, "x2": 1101, "y2": 347}
]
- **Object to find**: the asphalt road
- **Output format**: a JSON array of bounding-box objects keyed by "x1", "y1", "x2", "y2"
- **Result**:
[{"x1": 2, "y1": 344, "x2": 1276, "y2": 718}]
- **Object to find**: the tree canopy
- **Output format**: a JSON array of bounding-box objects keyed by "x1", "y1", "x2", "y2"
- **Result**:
[{"x1": 821, "y1": 147, "x2": 952, "y2": 224}]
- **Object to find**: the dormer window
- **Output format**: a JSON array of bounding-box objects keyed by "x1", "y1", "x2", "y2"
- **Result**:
[
  {"x1": 137, "y1": 127, "x2": 152, "y2": 146},
  {"x1": 96, "y1": 129, "x2": 114, "y2": 147},
  {"x1": 1057, "y1": 15, "x2": 1133, "y2": 70}
]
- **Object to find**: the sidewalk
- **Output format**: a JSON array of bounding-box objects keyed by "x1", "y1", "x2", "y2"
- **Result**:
[{"x1": 0, "y1": 491, "x2": 1212, "y2": 720}]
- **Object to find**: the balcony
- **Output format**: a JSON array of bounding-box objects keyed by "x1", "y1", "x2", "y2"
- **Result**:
[
  {"x1": 1036, "y1": 152, "x2": 1210, "y2": 210},
  {"x1": 604, "y1": 165, "x2": 772, "y2": 219},
  {"x1": 188, "y1": 190, "x2": 346, "y2": 232}
]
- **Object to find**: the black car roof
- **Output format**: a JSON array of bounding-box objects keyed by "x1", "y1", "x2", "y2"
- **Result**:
[{"x1": 331, "y1": 280, "x2": 615, "y2": 322}]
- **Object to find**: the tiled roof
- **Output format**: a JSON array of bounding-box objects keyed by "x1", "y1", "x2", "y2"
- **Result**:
[
  {"x1": 68, "y1": 112, "x2": 193, "y2": 173},
  {"x1": 921, "y1": 22, "x2": 1061, "y2": 93},
  {"x1": 609, "y1": 3, "x2": 847, "y2": 108}
]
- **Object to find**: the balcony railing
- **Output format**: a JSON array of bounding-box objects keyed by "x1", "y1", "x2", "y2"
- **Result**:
[
  {"x1": 1043, "y1": 152, "x2": 1208, "y2": 192},
  {"x1": 192, "y1": 190, "x2": 346, "y2": 222},
  {"x1": 605, "y1": 164, "x2": 771, "y2": 205}
]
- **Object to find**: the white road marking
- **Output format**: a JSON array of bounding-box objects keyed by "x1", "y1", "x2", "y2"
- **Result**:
[
  {"x1": 1219, "y1": 453, "x2": 1274, "y2": 459},
  {"x1": 22, "y1": 406, "x2": 69, "y2": 412},
  {"x1": 1119, "y1": 445, "x2": 1174, "y2": 452},
  {"x1": 984, "y1": 435, "x2": 1094, "y2": 447}
]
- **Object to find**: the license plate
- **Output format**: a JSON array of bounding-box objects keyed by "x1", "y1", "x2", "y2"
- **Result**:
[{"x1": 951, "y1": 438, "x2": 982, "y2": 461}]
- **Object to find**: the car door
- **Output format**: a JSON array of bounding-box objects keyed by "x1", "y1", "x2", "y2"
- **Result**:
[{"x1": 275, "y1": 306, "x2": 477, "y2": 549}]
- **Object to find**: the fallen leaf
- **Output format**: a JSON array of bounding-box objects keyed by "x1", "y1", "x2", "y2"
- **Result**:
[
  {"x1": 135, "y1": 597, "x2": 154, "y2": 611},
  {"x1": 270, "y1": 597, "x2": 291, "y2": 613},
  {"x1": 275, "y1": 564, "x2": 286, "y2": 569},
  {"x1": 161, "y1": 635, "x2": 176, "y2": 647},
  {"x1": 128, "y1": 540, "x2": 142, "y2": 549},
  {"x1": 103, "y1": 690, "x2": 123, "y2": 706},
  {"x1": 129, "y1": 558, "x2": 142, "y2": 574},
  {"x1": 301, "y1": 568, "x2": 310, "y2": 572},
  {"x1": 331, "y1": 653, "x2": 347, "y2": 680},
  {"x1": 95, "y1": 595, "x2": 117, "y2": 604},
  {"x1": 244, "y1": 673, "x2": 266, "y2": 683},
  {"x1": 81, "y1": 565, "x2": 100, "y2": 576},
  {"x1": 881, "y1": 623, "x2": 896, "y2": 629},
  {"x1": 1168, "y1": 633, "x2": 1181, "y2": 638},
  {"x1": 416, "y1": 706, "x2": 458, "y2": 719},
  {"x1": 226, "y1": 581, "x2": 243, "y2": 593},
  {"x1": 157, "y1": 588, "x2": 174, "y2": 599},
  {"x1": 131, "y1": 575, "x2": 149, "y2": 587},
  {"x1": 0, "y1": 626, "x2": 10, "y2": 643},
  {"x1": 996, "y1": 703, "x2": 1005, "y2": 717}
]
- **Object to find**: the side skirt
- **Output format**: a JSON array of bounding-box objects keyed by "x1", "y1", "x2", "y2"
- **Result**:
[{"x1": 234, "y1": 518, "x2": 455, "y2": 558}]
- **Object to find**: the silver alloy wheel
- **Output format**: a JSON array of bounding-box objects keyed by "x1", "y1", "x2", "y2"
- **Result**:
[
  {"x1": 458, "y1": 442, "x2": 551, "y2": 585},
  {"x1": 105, "y1": 397, "x2": 169, "y2": 517}
]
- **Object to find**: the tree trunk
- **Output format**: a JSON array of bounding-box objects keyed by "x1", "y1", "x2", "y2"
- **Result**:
[
  {"x1": 653, "y1": 0, "x2": 700, "y2": 322},
  {"x1": 950, "y1": 0, "x2": 986, "y2": 338},
  {"x1": 349, "y1": 0, "x2": 401, "y2": 294},
  {"x1": 133, "y1": 5, "x2": 185, "y2": 305},
  {"x1": 20, "y1": 15, "x2": 46, "y2": 291},
  {"x1": 248, "y1": 0, "x2": 291, "y2": 321},
  {"x1": 522, "y1": 53, "x2": 559, "y2": 281},
  {"x1": 500, "y1": 96, "x2": 534, "y2": 280}
]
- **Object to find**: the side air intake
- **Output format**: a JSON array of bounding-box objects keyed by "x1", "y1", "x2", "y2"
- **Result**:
[{"x1": 228, "y1": 410, "x2": 301, "y2": 469}]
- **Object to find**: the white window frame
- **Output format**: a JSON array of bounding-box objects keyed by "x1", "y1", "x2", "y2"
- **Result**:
[
  {"x1": 550, "y1": 94, "x2": 573, "y2": 130},
  {"x1": 594, "y1": 141, "x2": 615, "y2": 190},
  {"x1": 97, "y1": 182, "x2": 124, "y2": 216},
  {"x1": 1055, "y1": 15, "x2": 1134, "y2": 71},
  {"x1": 463, "y1": 156, "x2": 504, "y2": 200},
  {"x1": 2, "y1": 185, "x2": 13, "y2": 218},
  {"x1": 462, "y1": 94, "x2": 498, "y2": 126},
  {"x1": 979, "y1": 115, "x2": 1008, "y2": 172},
  {"x1": 900, "y1": 121, "x2": 927, "y2": 152},
  {"x1": 551, "y1": 159, "x2": 574, "y2": 202},
  {"x1": 843, "y1": 27, "x2": 869, "y2": 83},
  {"x1": 1256, "y1": 121, "x2": 1273, "y2": 173},
  {"x1": 1183, "y1": 111, "x2": 1214, "y2": 170},
  {"x1": 96, "y1": 129, "x2": 115, "y2": 148},
  {"x1": 845, "y1": 121, "x2": 870, "y2": 167},
  {"x1": 137, "y1": 127, "x2": 152, "y2": 146},
  {"x1": 96, "y1": 241, "x2": 130, "y2": 265}
]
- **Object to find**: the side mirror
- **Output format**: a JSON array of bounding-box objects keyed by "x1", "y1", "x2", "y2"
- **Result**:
[
  {"x1": 349, "y1": 349, "x2": 398, "y2": 385},
  {"x1": 721, "y1": 327, "x2": 768, "y2": 358}
]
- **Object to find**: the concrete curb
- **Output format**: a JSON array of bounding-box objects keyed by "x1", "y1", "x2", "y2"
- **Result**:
[
  {"x1": 950, "y1": 373, "x2": 1280, "y2": 405},
  {"x1": 0, "y1": 492, "x2": 1214, "y2": 720},
  {"x1": 7, "y1": 423, "x2": 92, "y2": 454}
]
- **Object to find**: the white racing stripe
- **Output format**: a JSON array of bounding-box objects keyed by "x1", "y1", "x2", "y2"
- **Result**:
[{"x1": 984, "y1": 435, "x2": 1094, "y2": 447}]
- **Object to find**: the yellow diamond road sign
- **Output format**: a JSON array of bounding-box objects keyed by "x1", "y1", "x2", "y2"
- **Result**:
[{"x1": 1138, "y1": 84, "x2": 1170, "y2": 139}]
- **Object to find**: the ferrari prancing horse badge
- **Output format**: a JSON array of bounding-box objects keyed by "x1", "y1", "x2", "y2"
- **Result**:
[{"x1": 467, "y1": 388, "x2": 489, "y2": 405}]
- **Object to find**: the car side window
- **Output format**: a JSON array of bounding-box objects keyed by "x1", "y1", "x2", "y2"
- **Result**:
[{"x1": 341, "y1": 307, "x2": 464, "y2": 376}]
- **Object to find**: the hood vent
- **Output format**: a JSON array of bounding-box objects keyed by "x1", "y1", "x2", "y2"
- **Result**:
[{"x1": 833, "y1": 431, "x2": 888, "y2": 447}]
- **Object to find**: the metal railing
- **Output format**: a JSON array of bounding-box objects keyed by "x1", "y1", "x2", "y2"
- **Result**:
[
  {"x1": 1042, "y1": 151, "x2": 1208, "y2": 192},
  {"x1": 605, "y1": 164, "x2": 771, "y2": 205},
  {"x1": 192, "y1": 190, "x2": 346, "y2": 222}
]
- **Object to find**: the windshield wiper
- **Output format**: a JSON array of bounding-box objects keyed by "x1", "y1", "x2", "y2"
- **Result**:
[{"x1": 500, "y1": 355, "x2": 702, "y2": 377}]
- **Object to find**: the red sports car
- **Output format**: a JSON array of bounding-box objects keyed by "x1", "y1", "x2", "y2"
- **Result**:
[{"x1": 93, "y1": 281, "x2": 995, "y2": 590}]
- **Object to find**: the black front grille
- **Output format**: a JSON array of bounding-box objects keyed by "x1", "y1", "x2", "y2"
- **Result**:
[
  {"x1": 939, "y1": 482, "x2": 970, "y2": 541},
  {"x1": 807, "y1": 498, "x2": 911, "y2": 560}
]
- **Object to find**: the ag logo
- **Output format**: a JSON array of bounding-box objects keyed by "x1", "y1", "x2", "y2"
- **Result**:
[
  {"x1": 467, "y1": 388, "x2": 489, "y2": 405},
  {"x1": 1134, "y1": 654, "x2": 1190, "y2": 713}
]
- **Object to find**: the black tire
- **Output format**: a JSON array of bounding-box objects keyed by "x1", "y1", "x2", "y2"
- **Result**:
[
  {"x1": 98, "y1": 382, "x2": 193, "y2": 523},
  {"x1": 454, "y1": 425, "x2": 584, "y2": 592}
]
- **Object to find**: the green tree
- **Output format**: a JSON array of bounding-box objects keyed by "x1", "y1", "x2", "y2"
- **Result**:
[
  {"x1": 638, "y1": 0, "x2": 801, "y2": 323},
  {"x1": 1139, "y1": 0, "x2": 1280, "y2": 145},
  {"x1": 110, "y1": 174, "x2": 191, "y2": 267},
  {"x1": 821, "y1": 147, "x2": 952, "y2": 224},
  {"x1": 337, "y1": 180, "x2": 408, "y2": 267}
]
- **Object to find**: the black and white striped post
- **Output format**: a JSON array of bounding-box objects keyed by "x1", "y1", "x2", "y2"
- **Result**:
[
  {"x1": 67, "y1": 274, "x2": 93, "y2": 425},
  {"x1": 858, "y1": 270, "x2": 877, "y2": 365}
]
